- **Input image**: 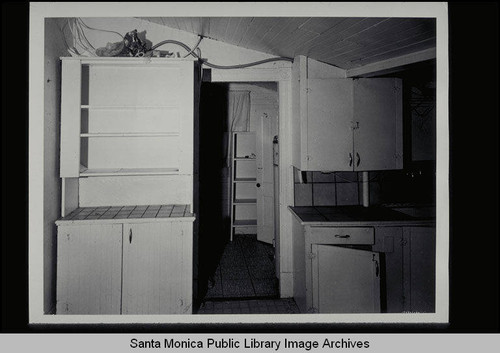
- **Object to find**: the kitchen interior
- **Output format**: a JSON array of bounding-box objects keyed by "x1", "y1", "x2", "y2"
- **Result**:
[{"x1": 40, "y1": 13, "x2": 439, "y2": 320}]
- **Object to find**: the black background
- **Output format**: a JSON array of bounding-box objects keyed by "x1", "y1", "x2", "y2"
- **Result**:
[{"x1": 1, "y1": 2, "x2": 498, "y2": 333}]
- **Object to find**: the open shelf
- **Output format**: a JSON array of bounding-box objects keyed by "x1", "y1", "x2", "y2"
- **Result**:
[
  {"x1": 234, "y1": 198, "x2": 257, "y2": 205},
  {"x1": 79, "y1": 167, "x2": 179, "y2": 177},
  {"x1": 80, "y1": 132, "x2": 179, "y2": 138},
  {"x1": 233, "y1": 219, "x2": 257, "y2": 227},
  {"x1": 81, "y1": 105, "x2": 179, "y2": 110},
  {"x1": 230, "y1": 131, "x2": 257, "y2": 240},
  {"x1": 234, "y1": 177, "x2": 257, "y2": 183}
]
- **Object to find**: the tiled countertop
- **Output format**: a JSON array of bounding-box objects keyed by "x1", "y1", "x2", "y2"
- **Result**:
[
  {"x1": 289, "y1": 205, "x2": 435, "y2": 227},
  {"x1": 56, "y1": 204, "x2": 195, "y2": 225}
]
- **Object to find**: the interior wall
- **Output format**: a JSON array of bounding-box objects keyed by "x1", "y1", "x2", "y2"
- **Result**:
[{"x1": 43, "y1": 18, "x2": 68, "y2": 313}]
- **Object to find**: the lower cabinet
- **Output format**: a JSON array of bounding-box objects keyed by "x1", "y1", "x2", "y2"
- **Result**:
[
  {"x1": 374, "y1": 226, "x2": 436, "y2": 313},
  {"x1": 56, "y1": 220, "x2": 193, "y2": 315},
  {"x1": 292, "y1": 218, "x2": 436, "y2": 314}
]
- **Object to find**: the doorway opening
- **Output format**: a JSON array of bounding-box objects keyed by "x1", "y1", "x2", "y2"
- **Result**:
[{"x1": 196, "y1": 81, "x2": 280, "y2": 309}]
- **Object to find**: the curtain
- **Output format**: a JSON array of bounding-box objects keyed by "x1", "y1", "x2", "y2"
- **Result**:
[{"x1": 226, "y1": 91, "x2": 250, "y2": 167}]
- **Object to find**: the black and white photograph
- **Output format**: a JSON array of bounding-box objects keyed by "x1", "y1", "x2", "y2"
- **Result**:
[
  {"x1": 24, "y1": 2, "x2": 451, "y2": 325},
  {"x1": 2, "y1": 1, "x2": 500, "y2": 350}
]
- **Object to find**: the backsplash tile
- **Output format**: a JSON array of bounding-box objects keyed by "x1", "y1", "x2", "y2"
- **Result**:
[
  {"x1": 312, "y1": 171, "x2": 335, "y2": 183},
  {"x1": 312, "y1": 183, "x2": 337, "y2": 206},
  {"x1": 293, "y1": 162, "x2": 435, "y2": 208},
  {"x1": 335, "y1": 171, "x2": 359, "y2": 183},
  {"x1": 294, "y1": 183, "x2": 313, "y2": 206},
  {"x1": 336, "y1": 182, "x2": 359, "y2": 205}
]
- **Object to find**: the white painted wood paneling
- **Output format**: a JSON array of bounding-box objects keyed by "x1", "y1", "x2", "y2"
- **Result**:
[
  {"x1": 256, "y1": 114, "x2": 275, "y2": 244},
  {"x1": 86, "y1": 136, "x2": 180, "y2": 170},
  {"x1": 56, "y1": 223, "x2": 122, "y2": 314},
  {"x1": 86, "y1": 107, "x2": 180, "y2": 134},
  {"x1": 60, "y1": 60, "x2": 81, "y2": 177},
  {"x1": 121, "y1": 222, "x2": 193, "y2": 314},
  {"x1": 61, "y1": 177, "x2": 79, "y2": 217},
  {"x1": 79, "y1": 175, "x2": 192, "y2": 207},
  {"x1": 89, "y1": 66, "x2": 181, "y2": 107},
  {"x1": 292, "y1": 215, "x2": 307, "y2": 313},
  {"x1": 140, "y1": 17, "x2": 436, "y2": 70}
]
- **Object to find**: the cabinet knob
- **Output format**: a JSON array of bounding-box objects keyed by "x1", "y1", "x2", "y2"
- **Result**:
[
  {"x1": 349, "y1": 153, "x2": 353, "y2": 167},
  {"x1": 356, "y1": 152, "x2": 361, "y2": 167},
  {"x1": 256, "y1": 183, "x2": 261, "y2": 188},
  {"x1": 129, "y1": 228, "x2": 133, "y2": 244}
]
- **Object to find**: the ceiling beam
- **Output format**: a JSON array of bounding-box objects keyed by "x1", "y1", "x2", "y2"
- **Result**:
[{"x1": 345, "y1": 47, "x2": 436, "y2": 77}]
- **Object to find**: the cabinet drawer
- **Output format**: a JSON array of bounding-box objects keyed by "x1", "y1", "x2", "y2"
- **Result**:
[{"x1": 308, "y1": 227, "x2": 374, "y2": 245}]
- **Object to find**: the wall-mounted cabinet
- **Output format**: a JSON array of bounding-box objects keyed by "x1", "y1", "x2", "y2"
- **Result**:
[{"x1": 292, "y1": 58, "x2": 403, "y2": 171}]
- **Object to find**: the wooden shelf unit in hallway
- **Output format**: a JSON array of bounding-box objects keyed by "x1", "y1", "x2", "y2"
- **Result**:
[{"x1": 230, "y1": 132, "x2": 258, "y2": 240}]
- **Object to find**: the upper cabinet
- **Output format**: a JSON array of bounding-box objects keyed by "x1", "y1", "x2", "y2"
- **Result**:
[
  {"x1": 292, "y1": 57, "x2": 403, "y2": 171},
  {"x1": 60, "y1": 57, "x2": 196, "y2": 178}
]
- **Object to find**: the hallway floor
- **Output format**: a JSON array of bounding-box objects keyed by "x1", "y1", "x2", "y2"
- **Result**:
[
  {"x1": 195, "y1": 234, "x2": 301, "y2": 314},
  {"x1": 204, "y1": 234, "x2": 279, "y2": 299}
]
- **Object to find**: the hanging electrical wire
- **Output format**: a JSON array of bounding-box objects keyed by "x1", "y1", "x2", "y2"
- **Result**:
[
  {"x1": 150, "y1": 39, "x2": 293, "y2": 69},
  {"x1": 60, "y1": 18, "x2": 294, "y2": 68}
]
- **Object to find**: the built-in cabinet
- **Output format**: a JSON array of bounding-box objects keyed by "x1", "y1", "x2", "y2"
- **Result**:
[
  {"x1": 56, "y1": 57, "x2": 197, "y2": 315},
  {"x1": 56, "y1": 217, "x2": 194, "y2": 314},
  {"x1": 292, "y1": 58, "x2": 403, "y2": 171},
  {"x1": 373, "y1": 225, "x2": 436, "y2": 313},
  {"x1": 292, "y1": 214, "x2": 435, "y2": 314}
]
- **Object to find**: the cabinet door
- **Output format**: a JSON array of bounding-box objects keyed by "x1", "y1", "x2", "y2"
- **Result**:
[
  {"x1": 56, "y1": 223, "x2": 122, "y2": 314},
  {"x1": 373, "y1": 227, "x2": 405, "y2": 313},
  {"x1": 403, "y1": 226, "x2": 436, "y2": 312},
  {"x1": 312, "y1": 245, "x2": 381, "y2": 313},
  {"x1": 353, "y1": 78, "x2": 403, "y2": 171},
  {"x1": 306, "y1": 79, "x2": 354, "y2": 171},
  {"x1": 122, "y1": 222, "x2": 193, "y2": 314}
]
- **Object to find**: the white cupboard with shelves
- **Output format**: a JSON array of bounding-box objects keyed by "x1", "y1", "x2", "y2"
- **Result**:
[
  {"x1": 60, "y1": 58, "x2": 194, "y2": 180},
  {"x1": 56, "y1": 57, "x2": 198, "y2": 315},
  {"x1": 292, "y1": 58, "x2": 403, "y2": 171}
]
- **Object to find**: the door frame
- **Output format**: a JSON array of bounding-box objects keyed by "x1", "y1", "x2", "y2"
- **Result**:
[{"x1": 210, "y1": 66, "x2": 294, "y2": 298}]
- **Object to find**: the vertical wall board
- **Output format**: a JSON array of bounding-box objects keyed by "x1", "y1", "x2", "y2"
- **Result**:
[
  {"x1": 178, "y1": 61, "x2": 195, "y2": 176},
  {"x1": 56, "y1": 223, "x2": 122, "y2": 314},
  {"x1": 61, "y1": 177, "x2": 79, "y2": 217},
  {"x1": 292, "y1": 216, "x2": 307, "y2": 313},
  {"x1": 394, "y1": 78, "x2": 404, "y2": 168},
  {"x1": 408, "y1": 226, "x2": 436, "y2": 313},
  {"x1": 60, "y1": 60, "x2": 81, "y2": 177}
]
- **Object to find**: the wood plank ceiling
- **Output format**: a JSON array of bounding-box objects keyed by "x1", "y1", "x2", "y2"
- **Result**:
[{"x1": 139, "y1": 17, "x2": 436, "y2": 70}]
